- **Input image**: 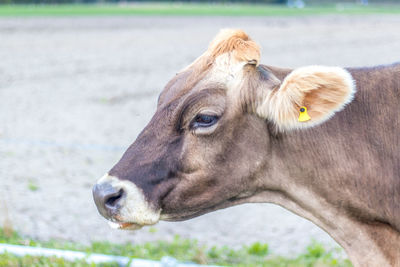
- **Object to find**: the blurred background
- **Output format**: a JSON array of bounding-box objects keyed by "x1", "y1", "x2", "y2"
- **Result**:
[{"x1": 0, "y1": 1, "x2": 400, "y2": 266}]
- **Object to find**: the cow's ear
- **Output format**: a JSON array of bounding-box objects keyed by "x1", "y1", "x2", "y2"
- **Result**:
[{"x1": 257, "y1": 66, "x2": 356, "y2": 131}]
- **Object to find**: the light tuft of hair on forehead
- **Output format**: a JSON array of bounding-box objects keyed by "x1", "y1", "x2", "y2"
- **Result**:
[
  {"x1": 178, "y1": 29, "x2": 260, "y2": 96},
  {"x1": 208, "y1": 29, "x2": 261, "y2": 64}
]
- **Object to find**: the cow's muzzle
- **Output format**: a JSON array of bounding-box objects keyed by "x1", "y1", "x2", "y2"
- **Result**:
[{"x1": 92, "y1": 174, "x2": 161, "y2": 230}]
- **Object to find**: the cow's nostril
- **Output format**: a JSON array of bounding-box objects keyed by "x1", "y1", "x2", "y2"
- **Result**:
[
  {"x1": 105, "y1": 189, "x2": 124, "y2": 209},
  {"x1": 93, "y1": 183, "x2": 125, "y2": 218}
]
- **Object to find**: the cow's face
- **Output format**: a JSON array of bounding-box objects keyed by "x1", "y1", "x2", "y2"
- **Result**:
[{"x1": 93, "y1": 29, "x2": 355, "y2": 230}]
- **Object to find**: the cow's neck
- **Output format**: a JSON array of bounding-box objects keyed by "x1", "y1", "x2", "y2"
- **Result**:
[
  {"x1": 256, "y1": 131, "x2": 399, "y2": 266},
  {"x1": 249, "y1": 186, "x2": 399, "y2": 267}
]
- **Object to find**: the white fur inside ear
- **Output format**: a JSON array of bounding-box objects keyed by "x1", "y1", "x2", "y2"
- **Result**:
[{"x1": 257, "y1": 66, "x2": 356, "y2": 131}]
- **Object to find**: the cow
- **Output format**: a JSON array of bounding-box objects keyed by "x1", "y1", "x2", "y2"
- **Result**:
[{"x1": 93, "y1": 29, "x2": 400, "y2": 267}]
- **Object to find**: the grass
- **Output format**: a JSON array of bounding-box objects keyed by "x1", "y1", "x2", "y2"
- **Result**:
[
  {"x1": 27, "y1": 179, "x2": 39, "y2": 192},
  {"x1": 0, "y1": 227, "x2": 352, "y2": 267},
  {"x1": 0, "y1": 3, "x2": 400, "y2": 16}
]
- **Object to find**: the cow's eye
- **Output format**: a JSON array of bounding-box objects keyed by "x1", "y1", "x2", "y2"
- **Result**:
[{"x1": 191, "y1": 114, "x2": 219, "y2": 129}]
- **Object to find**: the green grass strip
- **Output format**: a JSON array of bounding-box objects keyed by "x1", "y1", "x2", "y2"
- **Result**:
[
  {"x1": 0, "y1": 227, "x2": 352, "y2": 266},
  {"x1": 0, "y1": 3, "x2": 400, "y2": 16}
]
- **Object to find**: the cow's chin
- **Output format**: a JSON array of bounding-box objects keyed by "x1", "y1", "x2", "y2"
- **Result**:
[
  {"x1": 159, "y1": 195, "x2": 252, "y2": 222},
  {"x1": 160, "y1": 210, "x2": 214, "y2": 222}
]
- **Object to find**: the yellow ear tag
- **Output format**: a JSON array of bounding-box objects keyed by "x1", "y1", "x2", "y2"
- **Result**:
[{"x1": 298, "y1": 106, "x2": 311, "y2": 122}]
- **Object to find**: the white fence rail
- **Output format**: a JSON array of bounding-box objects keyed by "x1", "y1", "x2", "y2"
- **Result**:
[{"x1": 0, "y1": 243, "x2": 221, "y2": 267}]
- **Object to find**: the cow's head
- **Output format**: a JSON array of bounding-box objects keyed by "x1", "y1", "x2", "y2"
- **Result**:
[{"x1": 93, "y1": 29, "x2": 355, "y2": 230}]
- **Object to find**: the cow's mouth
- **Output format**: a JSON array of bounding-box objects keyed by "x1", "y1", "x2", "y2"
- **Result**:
[{"x1": 108, "y1": 221, "x2": 143, "y2": 230}]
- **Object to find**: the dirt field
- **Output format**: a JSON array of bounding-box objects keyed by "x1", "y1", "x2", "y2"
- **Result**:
[{"x1": 1, "y1": 15, "x2": 400, "y2": 257}]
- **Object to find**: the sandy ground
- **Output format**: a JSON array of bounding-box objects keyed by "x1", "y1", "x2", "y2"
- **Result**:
[{"x1": 1, "y1": 15, "x2": 400, "y2": 257}]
